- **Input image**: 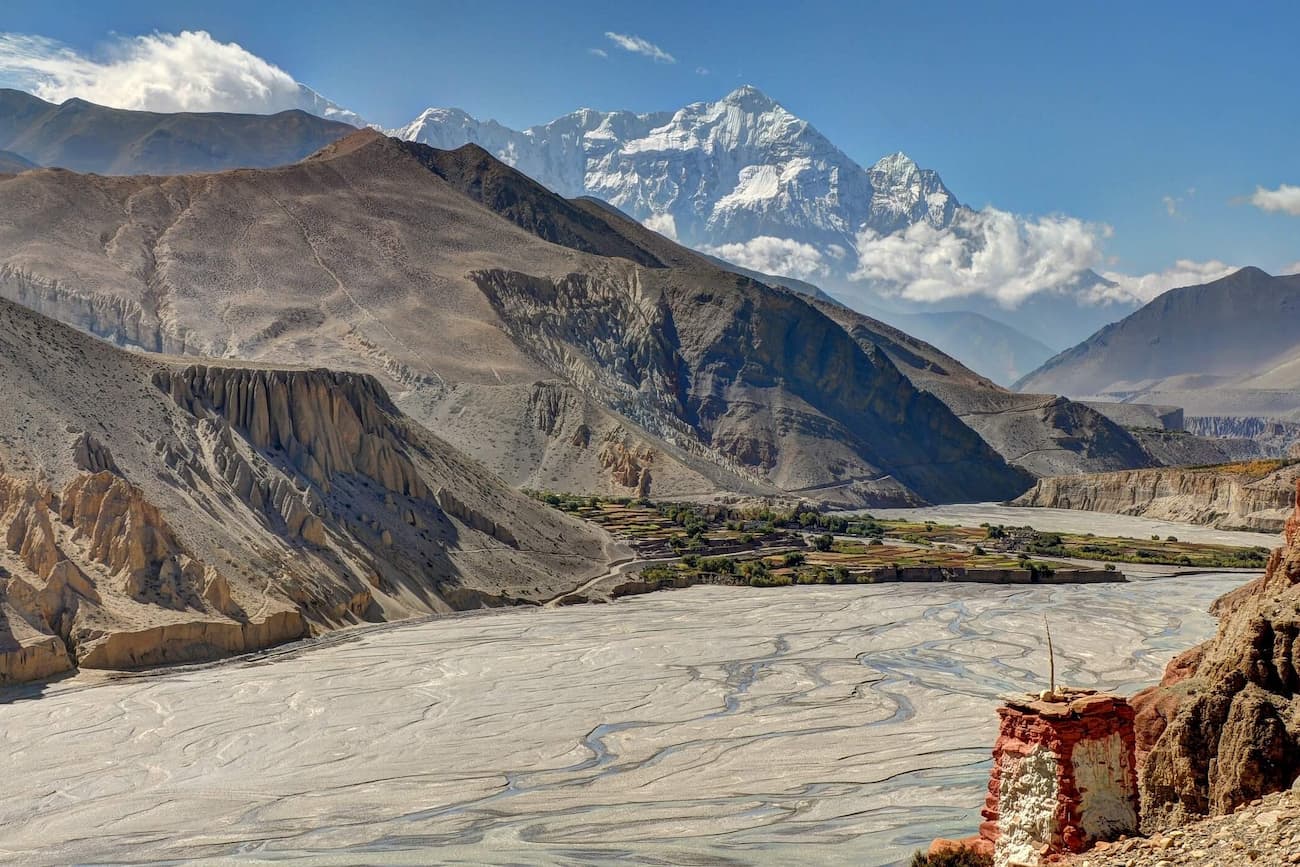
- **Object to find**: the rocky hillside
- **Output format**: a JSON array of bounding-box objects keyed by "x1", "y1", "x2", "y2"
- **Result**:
[
  {"x1": 1129, "y1": 479, "x2": 1300, "y2": 830},
  {"x1": 1127, "y1": 428, "x2": 1270, "y2": 466},
  {"x1": 0, "y1": 297, "x2": 615, "y2": 686},
  {"x1": 0, "y1": 89, "x2": 355, "y2": 175},
  {"x1": 1015, "y1": 461, "x2": 1299, "y2": 531},
  {"x1": 809, "y1": 298, "x2": 1155, "y2": 479},
  {"x1": 0, "y1": 129, "x2": 1036, "y2": 507},
  {"x1": 551, "y1": 190, "x2": 1159, "y2": 484},
  {"x1": 1016, "y1": 267, "x2": 1300, "y2": 417},
  {"x1": 1064, "y1": 787, "x2": 1300, "y2": 865}
]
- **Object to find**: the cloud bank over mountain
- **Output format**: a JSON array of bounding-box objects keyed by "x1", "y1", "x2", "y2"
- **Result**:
[
  {"x1": 701, "y1": 236, "x2": 840, "y2": 282},
  {"x1": 850, "y1": 208, "x2": 1110, "y2": 307},
  {"x1": 1099, "y1": 259, "x2": 1239, "y2": 304},
  {"x1": 0, "y1": 30, "x2": 363, "y2": 125}
]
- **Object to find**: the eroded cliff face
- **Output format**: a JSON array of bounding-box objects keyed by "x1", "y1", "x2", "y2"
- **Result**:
[
  {"x1": 1134, "y1": 480, "x2": 1300, "y2": 829},
  {"x1": 1015, "y1": 465, "x2": 1298, "y2": 531},
  {"x1": 0, "y1": 298, "x2": 615, "y2": 686},
  {"x1": 156, "y1": 365, "x2": 430, "y2": 499},
  {"x1": 471, "y1": 266, "x2": 1033, "y2": 505},
  {"x1": 0, "y1": 470, "x2": 306, "y2": 679}
]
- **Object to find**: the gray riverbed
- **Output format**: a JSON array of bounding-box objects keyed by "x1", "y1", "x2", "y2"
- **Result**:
[{"x1": 0, "y1": 509, "x2": 1264, "y2": 866}]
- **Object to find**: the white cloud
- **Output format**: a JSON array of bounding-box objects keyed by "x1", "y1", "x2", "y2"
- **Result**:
[
  {"x1": 696, "y1": 66, "x2": 710, "y2": 76},
  {"x1": 588, "y1": 47, "x2": 608, "y2": 58},
  {"x1": 0, "y1": 30, "x2": 362, "y2": 123},
  {"x1": 851, "y1": 207, "x2": 1110, "y2": 307},
  {"x1": 702, "y1": 236, "x2": 829, "y2": 281},
  {"x1": 849, "y1": 204, "x2": 1239, "y2": 308},
  {"x1": 1099, "y1": 259, "x2": 1238, "y2": 303},
  {"x1": 1162, "y1": 187, "x2": 1196, "y2": 219},
  {"x1": 604, "y1": 32, "x2": 675, "y2": 63},
  {"x1": 642, "y1": 212, "x2": 678, "y2": 240},
  {"x1": 1282, "y1": 261, "x2": 1300, "y2": 275},
  {"x1": 1249, "y1": 183, "x2": 1300, "y2": 216}
]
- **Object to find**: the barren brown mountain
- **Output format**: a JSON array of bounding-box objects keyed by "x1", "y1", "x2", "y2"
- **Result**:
[
  {"x1": 418, "y1": 154, "x2": 1156, "y2": 483},
  {"x1": 809, "y1": 299, "x2": 1157, "y2": 478},
  {"x1": 1016, "y1": 267, "x2": 1300, "y2": 419},
  {"x1": 0, "y1": 296, "x2": 616, "y2": 685},
  {"x1": 0, "y1": 128, "x2": 1036, "y2": 507}
]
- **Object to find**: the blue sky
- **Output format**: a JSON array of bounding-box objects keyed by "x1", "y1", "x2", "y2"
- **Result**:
[{"x1": 1, "y1": 0, "x2": 1296, "y2": 280}]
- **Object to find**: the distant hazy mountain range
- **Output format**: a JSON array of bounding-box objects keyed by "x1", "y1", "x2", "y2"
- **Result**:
[
  {"x1": 0, "y1": 148, "x2": 36, "y2": 173},
  {"x1": 1016, "y1": 267, "x2": 1300, "y2": 418},
  {"x1": 862, "y1": 308, "x2": 1057, "y2": 385},
  {"x1": 388, "y1": 85, "x2": 1135, "y2": 380},
  {"x1": 0, "y1": 88, "x2": 355, "y2": 175}
]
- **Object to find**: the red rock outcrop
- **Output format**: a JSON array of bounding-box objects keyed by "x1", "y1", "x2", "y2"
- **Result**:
[
  {"x1": 1135, "y1": 479, "x2": 1300, "y2": 829},
  {"x1": 1131, "y1": 645, "x2": 1205, "y2": 770}
]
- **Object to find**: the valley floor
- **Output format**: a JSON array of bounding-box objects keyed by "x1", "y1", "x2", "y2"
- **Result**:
[{"x1": 0, "y1": 531, "x2": 1248, "y2": 866}]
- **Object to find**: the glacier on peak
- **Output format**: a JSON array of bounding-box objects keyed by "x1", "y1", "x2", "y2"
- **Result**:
[{"x1": 386, "y1": 85, "x2": 958, "y2": 280}]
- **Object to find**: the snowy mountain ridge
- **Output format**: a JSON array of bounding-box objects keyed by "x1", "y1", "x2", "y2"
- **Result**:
[
  {"x1": 389, "y1": 85, "x2": 957, "y2": 281},
  {"x1": 388, "y1": 85, "x2": 1133, "y2": 382}
]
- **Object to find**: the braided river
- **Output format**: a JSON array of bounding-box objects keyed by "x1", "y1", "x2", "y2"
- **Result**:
[{"x1": 0, "y1": 507, "x2": 1275, "y2": 865}]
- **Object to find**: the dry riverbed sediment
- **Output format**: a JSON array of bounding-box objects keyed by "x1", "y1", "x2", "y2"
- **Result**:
[{"x1": 0, "y1": 544, "x2": 1249, "y2": 865}]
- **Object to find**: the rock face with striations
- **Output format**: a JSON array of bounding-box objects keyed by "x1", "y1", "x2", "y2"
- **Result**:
[
  {"x1": 1015, "y1": 463, "x2": 1299, "y2": 531},
  {"x1": 812, "y1": 297, "x2": 1155, "y2": 479},
  {"x1": 0, "y1": 297, "x2": 615, "y2": 686},
  {"x1": 1133, "y1": 479, "x2": 1300, "y2": 829}
]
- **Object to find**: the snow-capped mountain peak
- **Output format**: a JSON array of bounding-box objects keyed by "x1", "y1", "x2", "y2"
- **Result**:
[
  {"x1": 717, "y1": 83, "x2": 781, "y2": 111},
  {"x1": 388, "y1": 88, "x2": 959, "y2": 277},
  {"x1": 293, "y1": 84, "x2": 368, "y2": 128},
  {"x1": 867, "y1": 151, "x2": 957, "y2": 233},
  {"x1": 872, "y1": 151, "x2": 918, "y2": 175}
]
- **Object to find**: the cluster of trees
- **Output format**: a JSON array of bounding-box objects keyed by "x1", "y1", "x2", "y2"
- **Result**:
[
  {"x1": 647, "y1": 554, "x2": 865, "y2": 588},
  {"x1": 530, "y1": 491, "x2": 894, "y2": 542}
]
